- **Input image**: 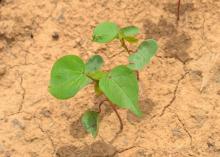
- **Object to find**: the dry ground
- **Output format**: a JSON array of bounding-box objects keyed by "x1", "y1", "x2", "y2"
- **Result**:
[{"x1": 0, "y1": 0, "x2": 220, "y2": 156}]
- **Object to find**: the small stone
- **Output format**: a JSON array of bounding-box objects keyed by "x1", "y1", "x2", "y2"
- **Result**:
[
  {"x1": 30, "y1": 33, "x2": 34, "y2": 39},
  {"x1": 217, "y1": 90, "x2": 220, "y2": 95},
  {"x1": 52, "y1": 32, "x2": 59, "y2": 40}
]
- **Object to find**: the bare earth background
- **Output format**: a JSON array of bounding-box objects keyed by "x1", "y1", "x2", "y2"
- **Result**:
[{"x1": 0, "y1": 0, "x2": 220, "y2": 156}]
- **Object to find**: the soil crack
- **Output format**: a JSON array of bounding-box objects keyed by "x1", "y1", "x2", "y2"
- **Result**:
[
  {"x1": 113, "y1": 146, "x2": 137, "y2": 157},
  {"x1": 160, "y1": 72, "x2": 188, "y2": 117},
  {"x1": 175, "y1": 113, "x2": 193, "y2": 147},
  {"x1": 37, "y1": 122, "x2": 56, "y2": 156},
  {"x1": 18, "y1": 73, "x2": 25, "y2": 112}
]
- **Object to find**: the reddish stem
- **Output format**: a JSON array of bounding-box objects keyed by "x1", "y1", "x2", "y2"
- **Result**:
[
  {"x1": 136, "y1": 71, "x2": 140, "y2": 80},
  {"x1": 98, "y1": 99, "x2": 123, "y2": 132},
  {"x1": 120, "y1": 39, "x2": 131, "y2": 55},
  {"x1": 98, "y1": 100, "x2": 107, "y2": 113},
  {"x1": 177, "y1": 0, "x2": 181, "y2": 23},
  {"x1": 109, "y1": 103, "x2": 123, "y2": 131}
]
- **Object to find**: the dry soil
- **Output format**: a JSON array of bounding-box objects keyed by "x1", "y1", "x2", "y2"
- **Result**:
[{"x1": 0, "y1": 0, "x2": 220, "y2": 157}]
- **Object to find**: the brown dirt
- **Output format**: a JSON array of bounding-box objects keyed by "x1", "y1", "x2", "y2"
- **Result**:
[{"x1": 0, "y1": 0, "x2": 220, "y2": 157}]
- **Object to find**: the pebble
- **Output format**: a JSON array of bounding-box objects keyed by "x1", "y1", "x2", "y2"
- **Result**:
[{"x1": 52, "y1": 32, "x2": 59, "y2": 40}]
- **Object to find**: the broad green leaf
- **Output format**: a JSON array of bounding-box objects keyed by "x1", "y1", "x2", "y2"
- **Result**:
[
  {"x1": 81, "y1": 111, "x2": 100, "y2": 138},
  {"x1": 49, "y1": 55, "x2": 92, "y2": 99},
  {"x1": 124, "y1": 36, "x2": 138, "y2": 43},
  {"x1": 120, "y1": 26, "x2": 139, "y2": 37},
  {"x1": 99, "y1": 65, "x2": 142, "y2": 116},
  {"x1": 87, "y1": 71, "x2": 107, "y2": 81},
  {"x1": 128, "y1": 39, "x2": 158, "y2": 70},
  {"x1": 93, "y1": 22, "x2": 119, "y2": 43},
  {"x1": 85, "y1": 55, "x2": 104, "y2": 73}
]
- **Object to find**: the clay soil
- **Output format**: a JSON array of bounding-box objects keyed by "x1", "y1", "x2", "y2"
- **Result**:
[{"x1": 0, "y1": 0, "x2": 220, "y2": 157}]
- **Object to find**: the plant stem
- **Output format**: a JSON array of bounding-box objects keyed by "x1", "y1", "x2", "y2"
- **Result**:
[
  {"x1": 120, "y1": 39, "x2": 140, "y2": 80},
  {"x1": 120, "y1": 39, "x2": 131, "y2": 55},
  {"x1": 98, "y1": 99, "x2": 107, "y2": 113},
  {"x1": 109, "y1": 103, "x2": 123, "y2": 131},
  {"x1": 98, "y1": 99, "x2": 123, "y2": 132},
  {"x1": 136, "y1": 71, "x2": 140, "y2": 80},
  {"x1": 177, "y1": 0, "x2": 181, "y2": 24}
]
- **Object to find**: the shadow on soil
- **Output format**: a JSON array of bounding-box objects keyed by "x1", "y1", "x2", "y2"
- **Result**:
[
  {"x1": 56, "y1": 141, "x2": 118, "y2": 157},
  {"x1": 143, "y1": 17, "x2": 192, "y2": 63},
  {"x1": 127, "y1": 98, "x2": 156, "y2": 124},
  {"x1": 70, "y1": 95, "x2": 114, "y2": 139}
]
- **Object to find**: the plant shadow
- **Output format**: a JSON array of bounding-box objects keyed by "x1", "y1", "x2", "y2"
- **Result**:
[
  {"x1": 69, "y1": 118, "x2": 87, "y2": 139},
  {"x1": 127, "y1": 98, "x2": 156, "y2": 124},
  {"x1": 70, "y1": 95, "x2": 114, "y2": 139},
  {"x1": 143, "y1": 17, "x2": 192, "y2": 63},
  {"x1": 56, "y1": 141, "x2": 118, "y2": 157}
]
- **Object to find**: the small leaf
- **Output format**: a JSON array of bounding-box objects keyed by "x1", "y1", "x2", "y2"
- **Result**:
[
  {"x1": 85, "y1": 55, "x2": 104, "y2": 73},
  {"x1": 99, "y1": 65, "x2": 142, "y2": 116},
  {"x1": 93, "y1": 22, "x2": 119, "y2": 43},
  {"x1": 128, "y1": 39, "x2": 158, "y2": 70},
  {"x1": 81, "y1": 111, "x2": 100, "y2": 138},
  {"x1": 49, "y1": 55, "x2": 92, "y2": 99},
  {"x1": 120, "y1": 26, "x2": 139, "y2": 37},
  {"x1": 87, "y1": 71, "x2": 107, "y2": 81},
  {"x1": 124, "y1": 36, "x2": 138, "y2": 43}
]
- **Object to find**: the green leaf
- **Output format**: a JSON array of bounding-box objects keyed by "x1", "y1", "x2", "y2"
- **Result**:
[
  {"x1": 120, "y1": 26, "x2": 139, "y2": 37},
  {"x1": 85, "y1": 55, "x2": 104, "y2": 73},
  {"x1": 49, "y1": 55, "x2": 92, "y2": 99},
  {"x1": 81, "y1": 111, "x2": 100, "y2": 138},
  {"x1": 99, "y1": 65, "x2": 142, "y2": 116},
  {"x1": 87, "y1": 71, "x2": 107, "y2": 81},
  {"x1": 124, "y1": 36, "x2": 138, "y2": 43},
  {"x1": 128, "y1": 39, "x2": 158, "y2": 70},
  {"x1": 93, "y1": 22, "x2": 119, "y2": 43}
]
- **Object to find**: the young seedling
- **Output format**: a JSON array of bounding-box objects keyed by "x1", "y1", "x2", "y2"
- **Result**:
[{"x1": 49, "y1": 22, "x2": 158, "y2": 138}]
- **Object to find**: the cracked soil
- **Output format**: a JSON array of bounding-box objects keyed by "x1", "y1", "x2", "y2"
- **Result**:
[{"x1": 0, "y1": 0, "x2": 220, "y2": 157}]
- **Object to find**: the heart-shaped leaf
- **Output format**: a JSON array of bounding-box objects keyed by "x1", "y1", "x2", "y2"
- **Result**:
[
  {"x1": 85, "y1": 55, "x2": 104, "y2": 73},
  {"x1": 128, "y1": 39, "x2": 158, "y2": 70},
  {"x1": 93, "y1": 22, "x2": 119, "y2": 43},
  {"x1": 120, "y1": 26, "x2": 139, "y2": 37},
  {"x1": 49, "y1": 55, "x2": 92, "y2": 99},
  {"x1": 81, "y1": 111, "x2": 100, "y2": 138},
  {"x1": 99, "y1": 65, "x2": 142, "y2": 116}
]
